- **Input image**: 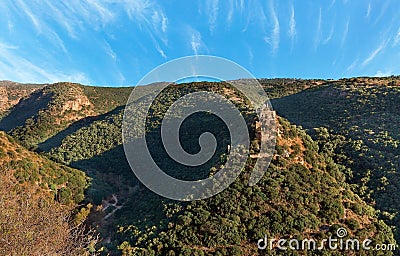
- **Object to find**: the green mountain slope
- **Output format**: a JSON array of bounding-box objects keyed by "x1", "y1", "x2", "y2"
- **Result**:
[
  {"x1": 0, "y1": 82, "x2": 171, "y2": 149},
  {"x1": 0, "y1": 131, "x2": 95, "y2": 255},
  {"x1": 16, "y1": 81, "x2": 392, "y2": 255},
  {"x1": 272, "y1": 76, "x2": 400, "y2": 241},
  {"x1": 0, "y1": 79, "x2": 398, "y2": 255},
  {"x1": 0, "y1": 79, "x2": 321, "y2": 150},
  {"x1": 114, "y1": 117, "x2": 395, "y2": 255}
]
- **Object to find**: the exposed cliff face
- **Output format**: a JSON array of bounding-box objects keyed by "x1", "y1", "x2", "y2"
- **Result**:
[
  {"x1": 3, "y1": 83, "x2": 98, "y2": 146},
  {"x1": 45, "y1": 83, "x2": 95, "y2": 125},
  {"x1": 62, "y1": 96, "x2": 92, "y2": 112}
]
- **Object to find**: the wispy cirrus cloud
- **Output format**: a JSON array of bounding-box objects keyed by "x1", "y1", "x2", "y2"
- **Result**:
[
  {"x1": 191, "y1": 35, "x2": 200, "y2": 55},
  {"x1": 346, "y1": 59, "x2": 358, "y2": 72},
  {"x1": 8, "y1": 0, "x2": 68, "y2": 52},
  {"x1": 227, "y1": 0, "x2": 235, "y2": 26},
  {"x1": 149, "y1": 9, "x2": 169, "y2": 50},
  {"x1": 366, "y1": 2, "x2": 372, "y2": 18},
  {"x1": 155, "y1": 43, "x2": 167, "y2": 59},
  {"x1": 15, "y1": 0, "x2": 40, "y2": 31},
  {"x1": 44, "y1": 0, "x2": 115, "y2": 36},
  {"x1": 103, "y1": 40, "x2": 117, "y2": 62},
  {"x1": 0, "y1": 42, "x2": 18, "y2": 50},
  {"x1": 313, "y1": 8, "x2": 322, "y2": 50},
  {"x1": 44, "y1": 1, "x2": 79, "y2": 39},
  {"x1": 341, "y1": 19, "x2": 350, "y2": 47},
  {"x1": 120, "y1": 0, "x2": 169, "y2": 54},
  {"x1": 0, "y1": 41, "x2": 89, "y2": 84},
  {"x1": 227, "y1": 0, "x2": 245, "y2": 27},
  {"x1": 187, "y1": 27, "x2": 206, "y2": 56},
  {"x1": 102, "y1": 40, "x2": 126, "y2": 84},
  {"x1": 323, "y1": 25, "x2": 335, "y2": 45},
  {"x1": 0, "y1": 0, "x2": 172, "y2": 83},
  {"x1": 264, "y1": 0, "x2": 280, "y2": 55},
  {"x1": 248, "y1": 46, "x2": 254, "y2": 65},
  {"x1": 374, "y1": 70, "x2": 393, "y2": 77},
  {"x1": 242, "y1": 0, "x2": 267, "y2": 33},
  {"x1": 372, "y1": 0, "x2": 390, "y2": 25},
  {"x1": 206, "y1": 0, "x2": 219, "y2": 33},
  {"x1": 362, "y1": 40, "x2": 388, "y2": 66},
  {"x1": 271, "y1": 1, "x2": 280, "y2": 54},
  {"x1": 288, "y1": 4, "x2": 296, "y2": 40},
  {"x1": 4, "y1": 0, "x2": 169, "y2": 57},
  {"x1": 151, "y1": 10, "x2": 168, "y2": 34}
]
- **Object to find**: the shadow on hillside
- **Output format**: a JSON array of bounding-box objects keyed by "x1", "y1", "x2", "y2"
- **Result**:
[
  {"x1": 271, "y1": 82, "x2": 400, "y2": 243},
  {"x1": 0, "y1": 90, "x2": 51, "y2": 131},
  {"x1": 37, "y1": 106, "x2": 125, "y2": 152},
  {"x1": 70, "y1": 144, "x2": 137, "y2": 204},
  {"x1": 63, "y1": 109, "x2": 229, "y2": 204},
  {"x1": 71, "y1": 143, "x2": 182, "y2": 233}
]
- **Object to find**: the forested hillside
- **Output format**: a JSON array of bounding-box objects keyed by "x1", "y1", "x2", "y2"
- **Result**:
[
  {"x1": 0, "y1": 131, "x2": 96, "y2": 255},
  {"x1": 114, "y1": 117, "x2": 395, "y2": 255},
  {"x1": 0, "y1": 78, "x2": 398, "y2": 255},
  {"x1": 273, "y1": 76, "x2": 400, "y2": 241},
  {"x1": 0, "y1": 79, "x2": 322, "y2": 149}
]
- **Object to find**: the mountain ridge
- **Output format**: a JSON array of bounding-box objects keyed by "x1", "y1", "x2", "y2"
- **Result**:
[{"x1": 0, "y1": 77, "x2": 399, "y2": 255}]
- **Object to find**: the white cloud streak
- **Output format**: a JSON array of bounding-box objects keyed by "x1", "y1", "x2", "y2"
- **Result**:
[
  {"x1": 373, "y1": 0, "x2": 390, "y2": 25},
  {"x1": 206, "y1": 0, "x2": 219, "y2": 33},
  {"x1": 186, "y1": 26, "x2": 209, "y2": 57},
  {"x1": 248, "y1": 46, "x2": 254, "y2": 65},
  {"x1": 313, "y1": 8, "x2": 322, "y2": 50},
  {"x1": 4, "y1": 1, "x2": 169, "y2": 57},
  {"x1": 155, "y1": 43, "x2": 167, "y2": 59},
  {"x1": 269, "y1": 0, "x2": 280, "y2": 54},
  {"x1": 161, "y1": 14, "x2": 168, "y2": 34},
  {"x1": 366, "y1": 2, "x2": 372, "y2": 18},
  {"x1": 15, "y1": 0, "x2": 40, "y2": 31},
  {"x1": 227, "y1": 0, "x2": 245, "y2": 27},
  {"x1": 362, "y1": 40, "x2": 387, "y2": 66},
  {"x1": 0, "y1": 42, "x2": 89, "y2": 84},
  {"x1": 11, "y1": 0, "x2": 68, "y2": 53},
  {"x1": 189, "y1": 29, "x2": 203, "y2": 56},
  {"x1": 151, "y1": 10, "x2": 168, "y2": 38},
  {"x1": 288, "y1": 4, "x2": 296, "y2": 40},
  {"x1": 227, "y1": 0, "x2": 235, "y2": 26},
  {"x1": 341, "y1": 19, "x2": 349, "y2": 47},
  {"x1": 238, "y1": 0, "x2": 244, "y2": 12},
  {"x1": 374, "y1": 70, "x2": 393, "y2": 77},
  {"x1": 323, "y1": 25, "x2": 335, "y2": 45},
  {"x1": 346, "y1": 59, "x2": 358, "y2": 72},
  {"x1": 104, "y1": 41, "x2": 117, "y2": 62}
]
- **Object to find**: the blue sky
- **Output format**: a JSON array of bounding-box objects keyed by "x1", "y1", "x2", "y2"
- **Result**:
[{"x1": 0, "y1": 0, "x2": 399, "y2": 86}]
